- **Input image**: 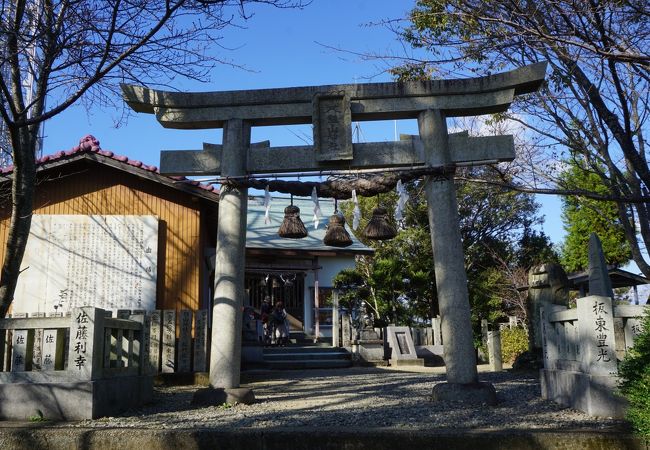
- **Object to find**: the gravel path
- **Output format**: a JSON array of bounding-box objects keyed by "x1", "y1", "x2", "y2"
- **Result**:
[{"x1": 69, "y1": 365, "x2": 628, "y2": 432}]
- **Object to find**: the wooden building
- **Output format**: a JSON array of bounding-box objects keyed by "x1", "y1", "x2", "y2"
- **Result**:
[
  {"x1": 0, "y1": 136, "x2": 372, "y2": 337},
  {"x1": 0, "y1": 136, "x2": 219, "y2": 313}
]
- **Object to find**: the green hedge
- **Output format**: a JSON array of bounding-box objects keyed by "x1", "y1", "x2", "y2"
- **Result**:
[
  {"x1": 619, "y1": 310, "x2": 650, "y2": 437},
  {"x1": 500, "y1": 326, "x2": 528, "y2": 364}
]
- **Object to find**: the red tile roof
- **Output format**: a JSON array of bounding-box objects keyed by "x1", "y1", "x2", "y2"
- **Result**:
[{"x1": 0, "y1": 134, "x2": 218, "y2": 195}]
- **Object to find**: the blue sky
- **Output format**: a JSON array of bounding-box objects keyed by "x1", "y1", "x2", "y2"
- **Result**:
[{"x1": 42, "y1": 0, "x2": 565, "y2": 245}]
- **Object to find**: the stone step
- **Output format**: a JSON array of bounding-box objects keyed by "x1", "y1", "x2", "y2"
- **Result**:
[
  {"x1": 289, "y1": 332, "x2": 330, "y2": 346},
  {"x1": 265, "y1": 359, "x2": 352, "y2": 370},
  {"x1": 262, "y1": 346, "x2": 352, "y2": 370},
  {"x1": 264, "y1": 351, "x2": 350, "y2": 361},
  {"x1": 264, "y1": 346, "x2": 346, "y2": 355},
  {"x1": 291, "y1": 340, "x2": 333, "y2": 347}
]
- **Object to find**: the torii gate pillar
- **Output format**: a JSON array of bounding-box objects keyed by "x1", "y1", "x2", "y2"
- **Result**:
[
  {"x1": 419, "y1": 110, "x2": 494, "y2": 401},
  {"x1": 209, "y1": 119, "x2": 250, "y2": 390}
]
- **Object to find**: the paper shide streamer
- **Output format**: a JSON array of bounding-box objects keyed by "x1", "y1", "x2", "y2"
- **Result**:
[
  {"x1": 264, "y1": 185, "x2": 272, "y2": 224},
  {"x1": 352, "y1": 189, "x2": 361, "y2": 230},
  {"x1": 311, "y1": 187, "x2": 322, "y2": 230},
  {"x1": 394, "y1": 180, "x2": 409, "y2": 227}
]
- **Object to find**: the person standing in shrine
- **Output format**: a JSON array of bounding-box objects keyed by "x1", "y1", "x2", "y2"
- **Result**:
[
  {"x1": 272, "y1": 300, "x2": 289, "y2": 346},
  {"x1": 261, "y1": 296, "x2": 273, "y2": 346}
]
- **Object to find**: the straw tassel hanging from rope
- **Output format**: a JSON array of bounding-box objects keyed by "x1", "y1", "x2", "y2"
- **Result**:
[
  {"x1": 363, "y1": 206, "x2": 397, "y2": 240},
  {"x1": 278, "y1": 194, "x2": 308, "y2": 238},
  {"x1": 323, "y1": 199, "x2": 352, "y2": 247}
]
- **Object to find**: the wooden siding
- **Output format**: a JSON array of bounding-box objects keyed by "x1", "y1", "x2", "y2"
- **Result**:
[{"x1": 0, "y1": 161, "x2": 212, "y2": 311}]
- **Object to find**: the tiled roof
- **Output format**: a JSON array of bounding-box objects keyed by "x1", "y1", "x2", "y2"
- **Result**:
[{"x1": 0, "y1": 134, "x2": 218, "y2": 195}]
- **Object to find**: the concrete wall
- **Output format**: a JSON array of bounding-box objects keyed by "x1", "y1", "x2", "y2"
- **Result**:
[{"x1": 0, "y1": 376, "x2": 153, "y2": 420}]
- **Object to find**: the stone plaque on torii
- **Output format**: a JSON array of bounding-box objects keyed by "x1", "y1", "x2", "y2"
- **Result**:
[{"x1": 122, "y1": 62, "x2": 547, "y2": 403}]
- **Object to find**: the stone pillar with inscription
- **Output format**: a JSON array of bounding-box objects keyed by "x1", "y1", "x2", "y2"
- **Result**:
[
  {"x1": 193, "y1": 310, "x2": 208, "y2": 372},
  {"x1": 42, "y1": 329, "x2": 65, "y2": 371},
  {"x1": 11, "y1": 329, "x2": 30, "y2": 372},
  {"x1": 68, "y1": 307, "x2": 103, "y2": 380},
  {"x1": 161, "y1": 310, "x2": 176, "y2": 373},
  {"x1": 141, "y1": 313, "x2": 151, "y2": 373},
  {"x1": 148, "y1": 310, "x2": 162, "y2": 374},
  {"x1": 540, "y1": 305, "x2": 561, "y2": 371},
  {"x1": 624, "y1": 318, "x2": 644, "y2": 350},
  {"x1": 177, "y1": 310, "x2": 192, "y2": 373},
  {"x1": 341, "y1": 312, "x2": 351, "y2": 348},
  {"x1": 32, "y1": 327, "x2": 44, "y2": 371},
  {"x1": 577, "y1": 296, "x2": 618, "y2": 377}
]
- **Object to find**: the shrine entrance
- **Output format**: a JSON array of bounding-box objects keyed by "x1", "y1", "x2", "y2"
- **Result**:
[{"x1": 245, "y1": 271, "x2": 305, "y2": 327}]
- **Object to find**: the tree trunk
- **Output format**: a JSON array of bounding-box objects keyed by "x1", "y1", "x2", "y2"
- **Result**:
[{"x1": 0, "y1": 132, "x2": 36, "y2": 317}]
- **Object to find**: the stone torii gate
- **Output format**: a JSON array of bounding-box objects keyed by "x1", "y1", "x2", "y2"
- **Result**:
[{"x1": 122, "y1": 62, "x2": 547, "y2": 403}]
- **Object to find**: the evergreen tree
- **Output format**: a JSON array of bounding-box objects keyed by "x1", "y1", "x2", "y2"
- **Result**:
[
  {"x1": 560, "y1": 161, "x2": 631, "y2": 272},
  {"x1": 337, "y1": 168, "x2": 555, "y2": 328}
]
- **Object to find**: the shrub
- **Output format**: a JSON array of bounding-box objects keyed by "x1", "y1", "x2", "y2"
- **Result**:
[
  {"x1": 500, "y1": 326, "x2": 529, "y2": 364},
  {"x1": 619, "y1": 310, "x2": 650, "y2": 437}
]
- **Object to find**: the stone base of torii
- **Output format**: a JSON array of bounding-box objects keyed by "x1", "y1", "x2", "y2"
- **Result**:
[{"x1": 122, "y1": 62, "x2": 547, "y2": 406}]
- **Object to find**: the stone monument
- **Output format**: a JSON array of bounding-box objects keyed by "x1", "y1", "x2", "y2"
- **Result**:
[
  {"x1": 588, "y1": 233, "x2": 615, "y2": 298},
  {"x1": 539, "y1": 232, "x2": 636, "y2": 417},
  {"x1": 122, "y1": 62, "x2": 547, "y2": 405},
  {"x1": 351, "y1": 301, "x2": 385, "y2": 364},
  {"x1": 386, "y1": 326, "x2": 424, "y2": 367},
  {"x1": 528, "y1": 262, "x2": 569, "y2": 350}
]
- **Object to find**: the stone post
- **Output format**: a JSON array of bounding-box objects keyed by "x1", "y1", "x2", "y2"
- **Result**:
[
  {"x1": 539, "y1": 303, "x2": 569, "y2": 371},
  {"x1": 487, "y1": 330, "x2": 503, "y2": 372},
  {"x1": 481, "y1": 319, "x2": 489, "y2": 347},
  {"x1": 129, "y1": 312, "x2": 145, "y2": 371},
  {"x1": 624, "y1": 317, "x2": 644, "y2": 351},
  {"x1": 341, "y1": 312, "x2": 351, "y2": 348},
  {"x1": 209, "y1": 119, "x2": 250, "y2": 390},
  {"x1": 431, "y1": 316, "x2": 442, "y2": 346},
  {"x1": 42, "y1": 328, "x2": 65, "y2": 371},
  {"x1": 332, "y1": 289, "x2": 340, "y2": 347},
  {"x1": 11, "y1": 329, "x2": 30, "y2": 372}
]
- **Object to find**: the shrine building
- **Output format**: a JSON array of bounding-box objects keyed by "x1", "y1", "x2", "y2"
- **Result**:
[{"x1": 0, "y1": 136, "x2": 371, "y2": 339}]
